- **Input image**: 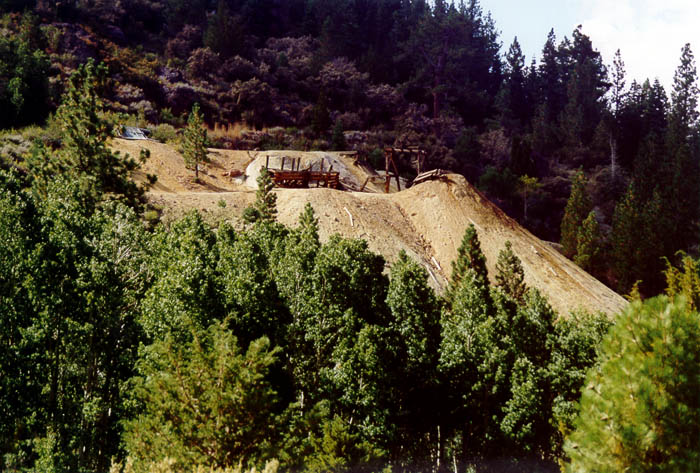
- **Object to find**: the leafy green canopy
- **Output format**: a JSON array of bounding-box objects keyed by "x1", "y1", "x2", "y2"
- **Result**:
[
  {"x1": 439, "y1": 228, "x2": 611, "y2": 469},
  {"x1": 0, "y1": 164, "x2": 612, "y2": 472}
]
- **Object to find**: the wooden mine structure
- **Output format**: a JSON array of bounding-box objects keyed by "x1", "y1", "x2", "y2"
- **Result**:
[
  {"x1": 265, "y1": 155, "x2": 340, "y2": 189},
  {"x1": 383, "y1": 147, "x2": 427, "y2": 193}
]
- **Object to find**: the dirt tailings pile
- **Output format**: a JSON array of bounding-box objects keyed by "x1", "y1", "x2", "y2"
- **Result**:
[
  {"x1": 391, "y1": 174, "x2": 626, "y2": 317},
  {"x1": 117, "y1": 136, "x2": 626, "y2": 316},
  {"x1": 150, "y1": 171, "x2": 626, "y2": 318}
]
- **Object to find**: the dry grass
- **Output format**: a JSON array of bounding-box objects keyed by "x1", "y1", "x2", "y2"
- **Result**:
[{"x1": 208, "y1": 122, "x2": 257, "y2": 142}]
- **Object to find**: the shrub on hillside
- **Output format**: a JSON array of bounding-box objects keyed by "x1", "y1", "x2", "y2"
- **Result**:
[{"x1": 151, "y1": 123, "x2": 178, "y2": 143}]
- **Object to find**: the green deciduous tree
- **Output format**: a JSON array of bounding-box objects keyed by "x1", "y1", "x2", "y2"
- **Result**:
[
  {"x1": 0, "y1": 20, "x2": 51, "y2": 129},
  {"x1": 548, "y1": 309, "x2": 611, "y2": 450},
  {"x1": 565, "y1": 297, "x2": 700, "y2": 472},
  {"x1": 0, "y1": 169, "x2": 43, "y2": 470},
  {"x1": 4, "y1": 179, "x2": 151, "y2": 471},
  {"x1": 182, "y1": 103, "x2": 209, "y2": 182},
  {"x1": 518, "y1": 174, "x2": 542, "y2": 224},
  {"x1": 385, "y1": 251, "x2": 441, "y2": 467},
  {"x1": 217, "y1": 226, "x2": 288, "y2": 347},
  {"x1": 139, "y1": 211, "x2": 221, "y2": 342}
]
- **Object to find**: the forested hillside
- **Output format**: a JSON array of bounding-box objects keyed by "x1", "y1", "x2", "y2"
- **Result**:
[
  {"x1": 2, "y1": 0, "x2": 699, "y2": 295},
  {"x1": 2, "y1": 1, "x2": 700, "y2": 472}
]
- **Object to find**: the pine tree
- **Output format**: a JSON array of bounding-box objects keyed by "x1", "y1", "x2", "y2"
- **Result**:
[
  {"x1": 666, "y1": 43, "x2": 700, "y2": 251},
  {"x1": 203, "y1": 0, "x2": 246, "y2": 58},
  {"x1": 298, "y1": 201, "x2": 319, "y2": 243},
  {"x1": 330, "y1": 119, "x2": 347, "y2": 150},
  {"x1": 610, "y1": 184, "x2": 665, "y2": 296},
  {"x1": 243, "y1": 167, "x2": 277, "y2": 224},
  {"x1": 607, "y1": 49, "x2": 627, "y2": 180},
  {"x1": 495, "y1": 240, "x2": 527, "y2": 303},
  {"x1": 565, "y1": 297, "x2": 700, "y2": 472},
  {"x1": 560, "y1": 27, "x2": 610, "y2": 148},
  {"x1": 447, "y1": 223, "x2": 489, "y2": 301},
  {"x1": 669, "y1": 43, "x2": 699, "y2": 135},
  {"x1": 124, "y1": 322, "x2": 280, "y2": 471},
  {"x1": 534, "y1": 29, "x2": 565, "y2": 152},
  {"x1": 182, "y1": 103, "x2": 208, "y2": 182},
  {"x1": 29, "y1": 59, "x2": 151, "y2": 213},
  {"x1": 573, "y1": 210, "x2": 601, "y2": 272},
  {"x1": 664, "y1": 254, "x2": 700, "y2": 311},
  {"x1": 498, "y1": 36, "x2": 528, "y2": 129},
  {"x1": 312, "y1": 92, "x2": 331, "y2": 136},
  {"x1": 560, "y1": 169, "x2": 592, "y2": 259}
]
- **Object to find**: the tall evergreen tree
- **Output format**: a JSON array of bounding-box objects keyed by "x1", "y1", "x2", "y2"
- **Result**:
[
  {"x1": 666, "y1": 43, "x2": 700, "y2": 250},
  {"x1": 243, "y1": 167, "x2": 278, "y2": 224},
  {"x1": 610, "y1": 184, "x2": 665, "y2": 294},
  {"x1": 560, "y1": 169, "x2": 592, "y2": 259},
  {"x1": 561, "y1": 26, "x2": 609, "y2": 148},
  {"x1": 533, "y1": 29, "x2": 564, "y2": 152},
  {"x1": 606, "y1": 49, "x2": 627, "y2": 179},
  {"x1": 495, "y1": 240, "x2": 527, "y2": 304},
  {"x1": 30, "y1": 60, "x2": 151, "y2": 213},
  {"x1": 498, "y1": 37, "x2": 528, "y2": 129},
  {"x1": 574, "y1": 210, "x2": 601, "y2": 272},
  {"x1": 182, "y1": 103, "x2": 209, "y2": 182},
  {"x1": 669, "y1": 43, "x2": 699, "y2": 135},
  {"x1": 447, "y1": 223, "x2": 489, "y2": 301},
  {"x1": 124, "y1": 323, "x2": 280, "y2": 471},
  {"x1": 203, "y1": 0, "x2": 247, "y2": 58}
]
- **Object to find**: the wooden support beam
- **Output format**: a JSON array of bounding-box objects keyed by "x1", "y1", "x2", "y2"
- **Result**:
[
  {"x1": 390, "y1": 153, "x2": 401, "y2": 191},
  {"x1": 384, "y1": 149, "x2": 390, "y2": 193}
]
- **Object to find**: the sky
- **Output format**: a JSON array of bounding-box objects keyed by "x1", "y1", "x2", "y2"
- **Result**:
[{"x1": 483, "y1": 0, "x2": 700, "y2": 92}]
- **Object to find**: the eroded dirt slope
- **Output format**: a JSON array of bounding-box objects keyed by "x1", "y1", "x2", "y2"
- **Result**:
[{"x1": 115, "y1": 139, "x2": 627, "y2": 317}]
